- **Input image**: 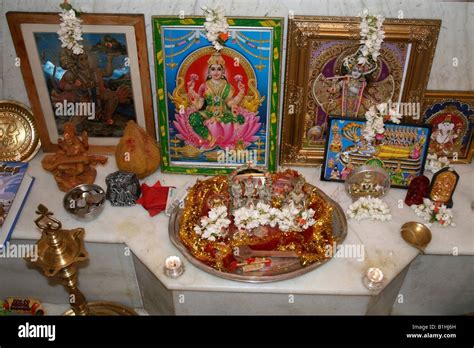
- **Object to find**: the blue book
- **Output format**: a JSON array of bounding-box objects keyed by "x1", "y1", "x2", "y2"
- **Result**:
[{"x1": 0, "y1": 162, "x2": 35, "y2": 248}]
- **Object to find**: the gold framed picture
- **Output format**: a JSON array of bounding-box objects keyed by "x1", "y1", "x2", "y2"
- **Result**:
[
  {"x1": 7, "y1": 12, "x2": 155, "y2": 154},
  {"x1": 422, "y1": 91, "x2": 474, "y2": 163},
  {"x1": 280, "y1": 16, "x2": 441, "y2": 166}
]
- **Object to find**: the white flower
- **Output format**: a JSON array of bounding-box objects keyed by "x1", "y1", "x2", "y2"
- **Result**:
[
  {"x1": 202, "y1": 6, "x2": 229, "y2": 51},
  {"x1": 346, "y1": 197, "x2": 391, "y2": 222},
  {"x1": 411, "y1": 198, "x2": 455, "y2": 227},
  {"x1": 58, "y1": 8, "x2": 83, "y2": 55}
]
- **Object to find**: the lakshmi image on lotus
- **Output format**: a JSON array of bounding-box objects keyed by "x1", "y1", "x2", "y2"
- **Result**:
[{"x1": 161, "y1": 25, "x2": 274, "y2": 167}]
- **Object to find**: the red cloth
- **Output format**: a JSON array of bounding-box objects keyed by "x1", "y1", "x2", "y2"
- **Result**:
[{"x1": 136, "y1": 180, "x2": 174, "y2": 217}]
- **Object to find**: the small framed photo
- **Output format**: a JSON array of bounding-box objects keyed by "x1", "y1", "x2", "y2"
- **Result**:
[
  {"x1": 422, "y1": 91, "x2": 474, "y2": 163},
  {"x1": 7, "y1": 12, "x2": 155, "y2": 154},
  {"x1": 321, "y1": 117, "x2": 432, "y2": 189}
]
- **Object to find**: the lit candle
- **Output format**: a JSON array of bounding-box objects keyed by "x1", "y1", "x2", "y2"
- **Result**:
[
  {"x1": 164, "y1": 256, "x2": 184, "y2": 278},
  {"x1": 363, "y1": 267, "x2": 384, "y2": 291}
]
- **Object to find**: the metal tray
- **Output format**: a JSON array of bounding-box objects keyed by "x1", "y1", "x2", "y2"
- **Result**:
[{"x1": 168, "y1": 185, "x2": 347, "y2": 283}]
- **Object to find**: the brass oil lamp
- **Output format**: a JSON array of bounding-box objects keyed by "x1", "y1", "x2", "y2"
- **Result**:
[{"x1": 26, "y1": 204, "x2": 137, "y2": 316}]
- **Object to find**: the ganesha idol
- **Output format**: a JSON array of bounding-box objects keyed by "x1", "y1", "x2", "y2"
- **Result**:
[{"x1": 169, "y1": 51, "x2": 265, "y2": 154}]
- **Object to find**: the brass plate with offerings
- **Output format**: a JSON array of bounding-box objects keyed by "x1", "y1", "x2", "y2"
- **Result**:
[
  {"x1": 169, "y1": 165, "x2": 347, "y2": 283},
  {"x1": 0, "y1": 100, "x2": 40, "y2": 162},
  {"x1": 345, "y1": 165, "x2": 390, "y2": 201}
]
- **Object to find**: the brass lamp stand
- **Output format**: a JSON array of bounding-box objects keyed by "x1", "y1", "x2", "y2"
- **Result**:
[{"x1": 26, "y1": 204, "x2": 137, "y2": 316}]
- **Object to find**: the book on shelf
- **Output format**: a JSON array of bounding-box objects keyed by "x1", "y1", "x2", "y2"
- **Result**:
[{"x1": 0, "y1": 162, "x2": 35, "y2": 248}]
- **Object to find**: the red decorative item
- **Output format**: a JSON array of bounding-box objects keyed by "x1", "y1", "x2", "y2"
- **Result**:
[
  {"x1": 136, "y1": 180, "x2": 174, "y2": 217},
  {"x1": 405, "y1": 175, "x2": 430, "y2": 206}
]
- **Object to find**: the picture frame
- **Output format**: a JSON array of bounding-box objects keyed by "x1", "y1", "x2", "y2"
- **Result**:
[
  {"x1": 422, "y1": 90, "x2": 474, "y2": 163},
  {"x1": 7, "y1": 12, "x2": 155, "y2": 154},
  {"x1": 321, "y1": 116, "x2": 432, "y2": 189},
  {"x1": 153, "y1": 16, "x2": 282, "y2": 175},
  {"x1": 280, "y1": 16, "x2": 441, "y2": 166}
]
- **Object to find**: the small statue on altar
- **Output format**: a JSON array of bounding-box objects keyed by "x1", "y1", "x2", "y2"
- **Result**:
[
  {"x1": 243, "y1": 177, "x2": 256, "y2": 207},
  {"x1": 259, "y1": 178, "x2": 273, "y2": 204},
  {"x1": 289, "y1": 176, "x2": 306, "y2": 208},
  {"x1": 42, "y1": 122, "x2": 108, "y2": 192},
  {"x1": 231, "y1": 180, "x2": 244, "y2": 209}
]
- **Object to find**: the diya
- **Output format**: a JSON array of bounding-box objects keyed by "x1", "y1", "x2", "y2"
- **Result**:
[
  {"x1": 429, "y1": 167, "x2": 459, "y2": 208},
  {"x1": 345, "y1": 165, "x2": 390, "y2": 201}
]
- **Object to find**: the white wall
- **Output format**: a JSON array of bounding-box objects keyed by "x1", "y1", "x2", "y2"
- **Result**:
[{"x1": 1, "y1": 0, "x2": 472, "y2": 115}]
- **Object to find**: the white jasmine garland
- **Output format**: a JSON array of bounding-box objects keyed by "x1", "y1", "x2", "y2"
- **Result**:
[
  {"x1": 347, "y1": 197, "x2": 392, "y2": 221},
  {"x1": 58, "y1": 8, "x2": 84, "y2": 55},
  {"x1": 194, "y1": 205, "x2": 231, "y2": 241},
  {"x1": 363, "y1": 103, "x2": 402, "y2": 142},
  {"x1": 202, "y1": 6, "x2": 229, "y2": 51},
  {"x1": 425, "y1": 153, "x2": 451, "y2": 173},
  {"x1": 357, "y1": 9, "x2": 385, "y2": 66},
  {"x1": 411, "y1": 198, "x2": 455, "y2": 227}
]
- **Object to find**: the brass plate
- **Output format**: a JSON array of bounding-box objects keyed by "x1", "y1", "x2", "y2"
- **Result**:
[
  {"x1": 63, "y1": 301, "x2": 138, "y2": 316},
  {"x1": 0, "y1": 100, "x2": 40, "y2": 161},
  {"x1": 169, "y1": 184, "x2": 347, "y2": 283}
]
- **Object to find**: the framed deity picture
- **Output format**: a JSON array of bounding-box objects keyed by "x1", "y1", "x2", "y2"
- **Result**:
[
  {"x1": 422, "y1": 91, "x2": 474, "y2": 163},
  {"x1": 7, "y1": 12, "x2": 155, "y2": 154},
  {"x1": 153, "y1": 17, "x2": 282, "y2": 175},
  {"x1": 321, "y1": 117, "x2": 432, "y2": 189},
  {"x1": 280, "y1": 16, "x2": 441, "y2": 166}
]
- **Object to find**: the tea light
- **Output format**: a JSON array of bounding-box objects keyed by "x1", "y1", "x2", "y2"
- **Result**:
[
  {"x1": 164, "y1": 256, "x2": 184, "y2": 278},
  {"x1": 363, "y1": 267, "x2": 384, "y2": 291}
]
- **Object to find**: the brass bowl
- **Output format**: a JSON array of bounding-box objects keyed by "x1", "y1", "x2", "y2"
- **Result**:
[{"x1": 400, "y1": 222, "x2": 432, "y2": 253}]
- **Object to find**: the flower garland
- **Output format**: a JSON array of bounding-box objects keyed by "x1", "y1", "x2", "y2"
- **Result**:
[
  {"x1": 193, "y1": 205, "x2": 231, "y2": 241},
  {"x1": 202, "y1": 6, "x2": 229, "y2": 51},
  {"x1": 425, "y1": 153, "x2": 451, "y2": 173},
  {"x1": 347, "y1": 197, "x2": 392, "y2": 221},
  {"x1": 411, "y1": 198, "x2": 455, "y2": 227},
  {"x1": 363, "y1": 102, "x2": 402, "y2": 142},
  {"x1": 57, "y1": 1, "x2": 83, "y2": 55},
  {"x1": 233, "y1": 202, "x2": 316, "y2": 233},
  {"x1": 357, "y1": 9, "x2": 385, "y2": 66},
  {"x1": 194, "y1": 202, "x2": 316, "y2": 241}
]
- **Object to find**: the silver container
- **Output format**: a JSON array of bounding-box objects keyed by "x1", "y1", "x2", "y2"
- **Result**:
[
  {"x1": 63, "y1": 184, "x2": 106, "y2": 221},
  {"x1": 345, "y1": 165, "x2": 390, "y2": 201}
]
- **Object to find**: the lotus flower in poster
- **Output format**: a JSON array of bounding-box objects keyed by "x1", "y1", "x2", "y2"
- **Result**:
[{"x1": 173, "y1": 106, "x2": 261, "y2": 150}]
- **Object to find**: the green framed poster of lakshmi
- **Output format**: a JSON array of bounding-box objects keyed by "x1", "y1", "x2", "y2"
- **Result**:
[{"x1": 153, "y1": 17, "x2": 282, "y2": 174}]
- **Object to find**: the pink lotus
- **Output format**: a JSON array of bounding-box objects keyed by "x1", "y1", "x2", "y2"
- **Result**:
[{"x1": 173, "y1": 106, "x2": 261, "y2": 150}]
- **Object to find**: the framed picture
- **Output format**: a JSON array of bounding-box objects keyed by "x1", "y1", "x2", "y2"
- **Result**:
[
  {"x1": 153, "y1": 17, "x2": 282, "y2": 175},
  {"x1": 7, "y1": 12, "x2": 155, "y2": 154},
  {"x1": 422, "y1": 91, "x2": 474, "y2": 163},
  {"x1": 321, "y1": 117, "x2": 432, "y2": 189},
  {"x1": 280, "y1": 16, "x2": 440, "y2": 165}
]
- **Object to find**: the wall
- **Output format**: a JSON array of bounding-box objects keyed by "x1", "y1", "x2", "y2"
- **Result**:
[{"x1": 1, "y1": 0, "x2": 473, "y2": 109}]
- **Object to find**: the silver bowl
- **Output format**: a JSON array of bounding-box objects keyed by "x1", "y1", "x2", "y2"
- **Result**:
[
  {"x1": 63, "y1": 184, "x2": 106, "y2": 221},
  {"x1": 345, "y1": 165, "x2": 390, "y2": 201}
]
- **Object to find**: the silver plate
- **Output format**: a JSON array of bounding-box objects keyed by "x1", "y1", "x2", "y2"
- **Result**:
[{"x1": 168, "y1": 185, "x2": 347, "y2": 283}]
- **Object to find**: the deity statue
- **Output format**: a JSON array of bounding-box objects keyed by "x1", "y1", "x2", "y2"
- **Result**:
[
  {"x1": 42, "y1": 122, "x2": 108, "y2": 191},
  {"x1": 231, "y1": 180, "x2": 244, "y2": 210},
  {"x1": 243, "y1": 177, "x2": 256, "y2": 207}
]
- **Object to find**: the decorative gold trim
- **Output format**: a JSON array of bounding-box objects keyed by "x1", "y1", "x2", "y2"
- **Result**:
[
  {"x1": 422, "y1": 90, "x2": 474, "y2": 164},
  {"x1": 281, "y1": 16, "x2": 441, "y2": 166}
]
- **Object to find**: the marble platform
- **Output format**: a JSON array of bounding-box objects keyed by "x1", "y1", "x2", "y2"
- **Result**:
[{"x1": 6, "y1": 153, "x2": 473, "y2": 314}]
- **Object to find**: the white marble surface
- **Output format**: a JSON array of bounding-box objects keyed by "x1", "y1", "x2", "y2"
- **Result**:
[
  {"x1": 1, "y1": 0, "x2": 473, "y2": 101},
  {"x1": 10, "y1": 152, "x2": 474, "y2": 296}
]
